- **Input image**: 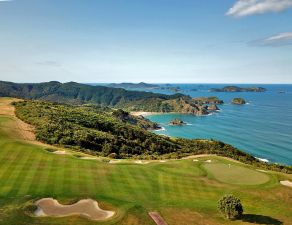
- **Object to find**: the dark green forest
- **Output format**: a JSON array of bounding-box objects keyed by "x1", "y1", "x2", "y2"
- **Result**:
[{"x1": 14, "y1": 100, "x2": 291, "y2": 173}]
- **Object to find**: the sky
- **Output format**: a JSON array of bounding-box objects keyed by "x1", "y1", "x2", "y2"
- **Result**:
[{"x1": 0, "y1": 0, "x2": 292, "y2": 84}]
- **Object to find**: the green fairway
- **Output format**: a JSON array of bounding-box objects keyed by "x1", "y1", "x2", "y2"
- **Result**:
[
  {"x1": 203, "y1": 162, "x2": 270, "y2": 185},
  {"x1": 0, "y1": 99, "x2": 292, "y2": 225}
]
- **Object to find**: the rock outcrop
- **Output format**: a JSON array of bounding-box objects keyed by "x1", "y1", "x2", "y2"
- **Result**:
[
  {"x1": 169, "y1": 119, "x2": 186, "y2": 126},
  {"x1": 232, "y1": 98, "x2": 246, "y2": 105},
  {"x1": 208, "y1": 104, "x2": 219, "y2": 111}
]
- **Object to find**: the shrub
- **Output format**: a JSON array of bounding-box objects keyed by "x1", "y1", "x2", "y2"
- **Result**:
[{"x1": 218, "y1": 194, "x2": 243, "y2": 220}]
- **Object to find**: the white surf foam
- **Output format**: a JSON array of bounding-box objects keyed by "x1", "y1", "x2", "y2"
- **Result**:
[
  {"x1": 256, "y1": 157, "x2": 269, "y2": 163},
  {"x1": 155, "y1": 127, "x2": 166, "y2": 131}
]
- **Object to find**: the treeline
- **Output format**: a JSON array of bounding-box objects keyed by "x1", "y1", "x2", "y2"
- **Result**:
[{"x1": 14, "y1": 100, "x2": 291, "y2": 173}]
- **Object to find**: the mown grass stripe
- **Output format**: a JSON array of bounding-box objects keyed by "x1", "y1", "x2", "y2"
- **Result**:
[
  {"x1": 16, "y1": 146, "x2": 45, "y2": 197},
  {"x1": 0, "y1": 144, "x2": 26, "y2": 197},
  {"x1": 5, "y1": 145, "x2": 35, "y2": 197},
  {"x1": 42, "y1": 154, "x2": 59, "y2": 197}
]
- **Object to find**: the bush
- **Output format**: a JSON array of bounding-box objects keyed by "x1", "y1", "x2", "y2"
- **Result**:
[{"x1": 218, "y1": 194, "x2": 243, "y2": 220}]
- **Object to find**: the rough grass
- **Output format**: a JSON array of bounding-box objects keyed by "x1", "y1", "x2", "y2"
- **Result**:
[{"x1": 0, "y1": 98, "x2": 291, "y2": 225}]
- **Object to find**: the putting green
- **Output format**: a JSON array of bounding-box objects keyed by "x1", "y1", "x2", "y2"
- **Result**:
[{"x1": 203, "y1": 162, "x2": 270, "y2": 185}]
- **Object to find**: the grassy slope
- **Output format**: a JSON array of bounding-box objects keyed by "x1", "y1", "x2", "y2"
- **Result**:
[{"x1": 0, "y1": 99, "x2": 291, "y2": 225}]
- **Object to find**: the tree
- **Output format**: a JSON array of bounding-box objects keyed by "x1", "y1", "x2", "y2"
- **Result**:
[{"x1": 218, "y1": 194, "x2": 243, "y2": 220}]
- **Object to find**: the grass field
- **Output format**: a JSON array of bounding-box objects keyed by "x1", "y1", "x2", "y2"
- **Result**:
[{"x1": 0, "y1": 98, "x2": 291, "y2": 225}]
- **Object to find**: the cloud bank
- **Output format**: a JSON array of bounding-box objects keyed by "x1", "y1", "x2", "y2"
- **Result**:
[{"x1": 227, "y1": 0, "x2": 292, "y2": 17}]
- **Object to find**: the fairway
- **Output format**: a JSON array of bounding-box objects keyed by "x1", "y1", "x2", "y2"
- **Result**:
[
  {"x1": 203, "y1": 162, "x2": 270, "y2": 185},
  {"x1": 0, "y1": 98, "x2": 292, "y2": 225}
]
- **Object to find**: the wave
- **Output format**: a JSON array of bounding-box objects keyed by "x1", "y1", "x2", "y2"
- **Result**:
[
  {"x1": 155, "y1": 127, "x2": 166, "y2": 131},
  {"x1": 255, "y1": 157, "x2": 269, "y2": 163}
]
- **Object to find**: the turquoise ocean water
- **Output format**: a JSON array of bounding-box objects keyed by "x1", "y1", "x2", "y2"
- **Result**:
[{"x1": 143, "y1": 84, "x2": 292, "y2": 165}]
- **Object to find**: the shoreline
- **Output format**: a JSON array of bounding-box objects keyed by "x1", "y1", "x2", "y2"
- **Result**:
[{"x1": 130, "y1": 111, "x2": 165, "y2": 117}]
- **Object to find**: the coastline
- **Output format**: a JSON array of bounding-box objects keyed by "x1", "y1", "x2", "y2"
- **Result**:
[{"x1": 130, "y1": 111, "x2": 164, "y2": 117}]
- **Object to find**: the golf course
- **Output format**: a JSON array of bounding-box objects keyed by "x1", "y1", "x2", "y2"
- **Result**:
[{"x1": 0, "y1": 98, "x2": 291, "y2": 225}]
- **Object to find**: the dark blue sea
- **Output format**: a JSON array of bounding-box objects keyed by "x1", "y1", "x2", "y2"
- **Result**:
[{"x1": 94, "y1": 83, "x2": 292, "y2": 165}]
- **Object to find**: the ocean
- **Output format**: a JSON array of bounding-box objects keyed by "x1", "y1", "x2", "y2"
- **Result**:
[
  {"x1": 144, "y1": 84, "x2": 292, "y2": 165},
  {"x1": 94, "y1": 83, "x2": 292, "y2": 165}
]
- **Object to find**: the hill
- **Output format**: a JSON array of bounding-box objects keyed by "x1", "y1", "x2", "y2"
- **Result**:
[{"x1": 0, "y1": 81, "x2": 217, "y2": 115}]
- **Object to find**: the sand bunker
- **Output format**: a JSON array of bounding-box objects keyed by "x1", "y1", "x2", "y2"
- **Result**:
[
  {"x1": 205, "y1": 160, "x2": 212, "y2": 163},
  {"x1": 53, "y1": 150, "x2": 67, "y2": 155},
  {"x1": 134, "y1": 160, "x2": 150, "y2": 164},
  {"x1": 34, "y1": 198, "x2": 115, "y2": 221},
  {"x1": 256, "y1": 169, "x2": 268, "y2": 173},
  {"x1": 193, "y1": 159, "x2": 199, "y2": 162},
  {"x1": 109, "y1": 160, "x2": 123, "y2": 164},
  {"x1": 280, "y1": 180, "x2": 292, "y2": 187},
  {"x1": 80, "y1": 157, "x2": 97, "y2": 160}
]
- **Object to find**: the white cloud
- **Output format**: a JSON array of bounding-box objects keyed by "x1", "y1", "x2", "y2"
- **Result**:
[
  {"x1": 227, "y1": 0, "x2": 292, "y2": 17},
  {"x1": 262, "y1": 32, "x2": 292, "y2": 46}
]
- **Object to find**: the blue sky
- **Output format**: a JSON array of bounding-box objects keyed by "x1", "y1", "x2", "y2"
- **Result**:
[{"x1": 0, "y1": 0, "x2": 292, "y2": 83}]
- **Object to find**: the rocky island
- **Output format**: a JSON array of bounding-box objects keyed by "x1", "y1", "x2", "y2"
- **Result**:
[
  {"x1": 192, "y1": 96, "x2": 224, "y2": 105},
  {"x1": 232, "y1": 98, "x2": 246, "y2": 105},
  {"x1": 210, "y1": 86, "x2": 266, "y2": 92},
  {"x1": 169, "y1": 118, "x2": 186, "y2": 126}
]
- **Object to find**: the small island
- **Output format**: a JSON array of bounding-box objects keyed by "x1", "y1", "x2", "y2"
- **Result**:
[
  {"x1": 232, "y1": 98, "x2": 246, "y2": 105},
  {"x1": 210, "y1": 86, "x2": 266, "y2": 92},
  {"x1": 169, "y1": 118, "x2": 186, "y2": 126},
  {"x1": 107, "y1": 82, "x2": 159, "y2": 89}
]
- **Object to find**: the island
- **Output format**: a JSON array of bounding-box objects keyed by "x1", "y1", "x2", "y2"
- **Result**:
[
  {"x1": 232, "y1": 98, "x2": 246, "y2": 105},
  {"x1": 107, "y1": 82, "x2": 159, "y2": 89},
  {"x1": 169, "y1": 118, "x2": 186, "y2": 126},
  {"x1": 210, "y1": 86, "x2": 266, "y2": 92},
  {"x1": 192, "y1": 96, "x2": 224, "y2": 105}
]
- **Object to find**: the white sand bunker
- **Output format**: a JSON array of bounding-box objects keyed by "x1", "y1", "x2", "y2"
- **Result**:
[
  {"x1": 280, "y1": 180, "x2": 292, "y2": 187},
  {"x1": 53, "y1": 150, "x2": 67, "y2": 155},
  {"x1": 34, "y1": 198, "x2": 115, "y2": 221},
  {"x1": 256, "y1": 169, "x2": 268, "y2": 173},
  {"x1": 205, "y1": 160, "x2": 212, "y2": 163},
  {"x1": 134, "y1": 160, "x2": 150, "y2": 164},
  {"x1": 80, "y1": 157, "x2": 97, "y2": 160},
  {"x1": 109, "y1": 160, "x2": 122, "y2": 164}
]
